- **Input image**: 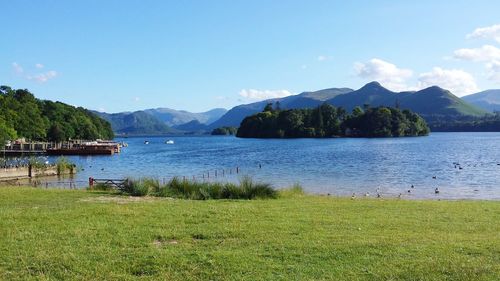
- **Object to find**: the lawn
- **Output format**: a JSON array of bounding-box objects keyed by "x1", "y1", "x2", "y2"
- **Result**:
[{"x1": 0, "y1": 187, "x2": 499, "y2": 280}]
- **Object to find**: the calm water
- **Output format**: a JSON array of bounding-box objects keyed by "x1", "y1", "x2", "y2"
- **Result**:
[{"x1": 43, "y1": 133, "x2": 500, "y2": 199}]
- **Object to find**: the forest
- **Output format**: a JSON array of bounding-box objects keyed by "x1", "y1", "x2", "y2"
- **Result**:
[
  {"x1": 236, "y1": 103, "x2": 430, "y2": 138},
  {"x1": 0, "y1": 86, "x2": 114, "y2": 144}
]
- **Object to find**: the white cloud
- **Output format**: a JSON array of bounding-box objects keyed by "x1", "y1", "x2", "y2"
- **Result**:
[
  {"x1": 12, "y1": 62, "x2": 24, "y2": 74},
  {"x1": 486, "y1": 60, "x2": 500, "y2": 82},
  {"x1": 35, "y1": 63, "x2": 44, "y2": 69},
  {"x1": 27, "y1": 70, "x2": 58, "y2": 83},
  {"x1": 453, "y1": 45, "x2": 500, "y2": 62},
  {"x1": 239, "y1": 89, "x2": 293, "y2": 101},
  {"x1": 417, "y1": 67, "x2": 479, "y2": 96},
  {"x1": 467, "y1": 24, "x2": 500, "y2": 43},
  {"x1": 317, "y1": 55, "x2": 331, "y2": 62},
  {"x1": 353, "y1": 58, "x2": 413, "y2": 91}
]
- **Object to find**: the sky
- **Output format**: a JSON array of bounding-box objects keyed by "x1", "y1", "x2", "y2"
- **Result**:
[{"x1": 2, "y1": 0, "x2": 500, "y2": 113}]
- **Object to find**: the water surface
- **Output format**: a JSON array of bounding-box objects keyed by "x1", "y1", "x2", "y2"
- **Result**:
[{"x1": 42, "y1": 133, "x2": 500, "y2": 199}]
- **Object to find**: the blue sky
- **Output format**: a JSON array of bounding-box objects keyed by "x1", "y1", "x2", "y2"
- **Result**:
[{"x1": 2, "y1": 0, "x2": 500, "y2": 112}]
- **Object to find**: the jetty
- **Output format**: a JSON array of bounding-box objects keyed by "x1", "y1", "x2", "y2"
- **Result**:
[{"x1": 2, "y1": 139, "x2": 122, "y2": 156}]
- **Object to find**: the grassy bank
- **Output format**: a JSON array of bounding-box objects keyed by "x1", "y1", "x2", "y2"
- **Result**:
[{"x1": 0, "y1": 187, "x2": 499, "y2": 280}]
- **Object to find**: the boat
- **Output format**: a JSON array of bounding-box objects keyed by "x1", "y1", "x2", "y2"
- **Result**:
[
  {"x1": 144, "y1": 141, "x2": 149, "y2": 145},
  {"x1": 165, "y1": 140, "x2": 174, "y2": 144}
]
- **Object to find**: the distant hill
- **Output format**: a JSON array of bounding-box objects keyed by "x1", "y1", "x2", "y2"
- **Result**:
[
  {"x1": 462, "y1": 90, "x2": 500, "y2": 112},
  {"x1": 210, "y1": 82, "x2": 488, "y2": 128},
  {"x1": 95, "y1": 107, "x2": 227, "y2": 135},
  {"x1": 95, "y1": 111, "x2": 176, "y2": 135},
  {"x1": 172, "y1": 120, "x2": 209, "y2": 133},
  {"x1": 144, "y1": 108, "x2": 227, "y2": 126},
  {"x1": 209, "y1": 87, "x2": 353, "y2": 128}
]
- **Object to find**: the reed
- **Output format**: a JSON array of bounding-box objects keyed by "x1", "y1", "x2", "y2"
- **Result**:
[{"x1": 120, "y1": 176, "x2": 277, "y2": 200}]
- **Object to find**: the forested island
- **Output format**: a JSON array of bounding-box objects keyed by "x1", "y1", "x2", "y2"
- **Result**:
[
  {"x1": 0, "y1": 86, "x2": 114, "y2": 143},
  {"x1": 211, "y1": 126, "x2": 238, "y2": 135},
  {"x1": 237, "y1": 103, "x2": 429, "y2": 138}
]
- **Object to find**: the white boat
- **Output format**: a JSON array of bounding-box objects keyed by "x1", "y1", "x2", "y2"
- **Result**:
[
  {"x1": 165, "y1": 140, "x2": 174, "y2": 144},
  {"x1": 144, "y1": 141, "x2": 149, "y2": 145}
]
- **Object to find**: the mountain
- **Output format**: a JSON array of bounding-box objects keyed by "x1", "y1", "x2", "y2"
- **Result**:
[
  {"x1": 462, "y1": 90, "x2": 500, "y2": 112},
  {"x1": 144, "y1": 108, "x2": 227, "y2": 126},
  {"x1": 210, "y1": 82, "x2": 488, "y2": 128},
  {"x1": 173, "y1": 120, "x2": 209, "y2": 132},
  {"x1": 95, "y1": 111, "x2": 175, "y2": 135},
  {"x1": 327, "y1": 82, "x2": 487, "y2": 117},
  {"x1": 209, "y1": 87, "x2": 353, "y2": 128}
]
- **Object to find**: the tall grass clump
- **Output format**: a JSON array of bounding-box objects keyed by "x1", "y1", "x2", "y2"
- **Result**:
[
  {"x1": 56, "y1": 157, "x2": 75, "y2": 175},
  {"x1": 279, "y1": 182, "x2": 305, "y2": 198},
  {"x1": 116, "y1": 176, "x2": 277, "y2": 200}
]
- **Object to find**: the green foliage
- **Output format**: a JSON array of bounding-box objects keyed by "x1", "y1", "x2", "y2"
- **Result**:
[
  {"x1": 119, "y1": 177, "x2": 277, "y2": 200},
  {"x1": 237, "y1": 103, "x2": 430, "y2": 138},
  {"x1": 428, "y1": 113, "x2": 500, "y2": 132},
  {"x1": 55, "y1": 157, "x2": 75, "y2": 175},
  {"x1": 211, "y1": 126, "x2": 238, "y2": 135},
  {"x1": 0, "y1": 86, "x2": 114, "y2": 141}
]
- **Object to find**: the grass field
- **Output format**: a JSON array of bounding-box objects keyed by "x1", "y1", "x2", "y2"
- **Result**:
[{"x1": 0, "y1": 187, "x2": 499, "y2": 280}]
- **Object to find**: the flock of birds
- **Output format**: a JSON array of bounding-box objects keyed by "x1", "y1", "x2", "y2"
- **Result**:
[{"x1": 348, "y1": 161, "x2": 500, "y2": 199}]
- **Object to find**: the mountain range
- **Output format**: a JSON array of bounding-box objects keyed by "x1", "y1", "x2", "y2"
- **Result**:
[
  {"x1": 97, "y1": 82, "x2": 500, "y2": 135},
  {"x1": 462, "y1": 90, "x2": 500, "y2": 112}
]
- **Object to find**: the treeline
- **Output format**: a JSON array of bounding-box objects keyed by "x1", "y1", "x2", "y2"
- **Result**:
[
  {"x1": 429, "y1": 113, "x2": 500, "y2": 132},
  {"x1": 236, "y1": 103, "x2": 429, "y2": 138},
  {"x1": 211, "y1": 126, "x2": 238, "y2": 135},
  {"x1": 0, "y1": 86, "x2": 114, "y2": 143}
]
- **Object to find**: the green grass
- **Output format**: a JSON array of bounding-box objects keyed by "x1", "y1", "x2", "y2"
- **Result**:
[{"x1": 0, "y1": 187, "x2": 499, "y2": 280}]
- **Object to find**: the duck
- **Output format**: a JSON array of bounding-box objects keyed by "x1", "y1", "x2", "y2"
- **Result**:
[{"x1": 435, "y1": 187, "x2": 440, "y2": 194}]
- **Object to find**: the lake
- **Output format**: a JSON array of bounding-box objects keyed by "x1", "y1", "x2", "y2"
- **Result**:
[{"x1": 40, "y1": 132, "x2": 500, "y2": 199}]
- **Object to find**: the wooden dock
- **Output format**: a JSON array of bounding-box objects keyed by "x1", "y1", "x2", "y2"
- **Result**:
[{"x1": 3, "y1": 140, "x2": 122, "y2": 156}]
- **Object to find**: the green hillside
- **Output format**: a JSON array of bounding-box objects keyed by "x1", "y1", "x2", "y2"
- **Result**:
[{"x1": 0, "y1": 86, "x2": 114, "y2": 142}]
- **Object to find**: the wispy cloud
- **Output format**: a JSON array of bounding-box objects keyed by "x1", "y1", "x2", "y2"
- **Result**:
[
  {"x1": 27, "y1": 70, "x2": 58, "y2": 83},
  {"x1": 467, "y1": 24, "x2": 500, "y2": 43},
  {"x1": 353, "y1": 58, "x2": 413, "y2": 91},
  {"x1": 317, "y1": 55, "x2": 332, "y2": 62},
  {"x1": 11, "y1": 62, "x2": 58, "y2": 83},
  {"x1": 418, "y1": 67, "x2": 479, "y2": 96},
  {"x1": 239, "y1": 89, "x2": 293, "y2": 101},
  {"x1": 12, "y1": 62, "x2": 24, "y2": 74}
]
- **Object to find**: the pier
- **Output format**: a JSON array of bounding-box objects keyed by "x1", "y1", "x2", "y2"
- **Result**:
[{"x1": 2, "y1": 139, "x2": 122, "y2": 156}]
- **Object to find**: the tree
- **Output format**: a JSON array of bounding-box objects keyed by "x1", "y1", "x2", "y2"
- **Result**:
[
  {"x1": 263, "y1": 103, "x2": 274, "y2": 112},
  {"x1": 0, "y1": 117, "x2": 17, "y2": 147}
]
